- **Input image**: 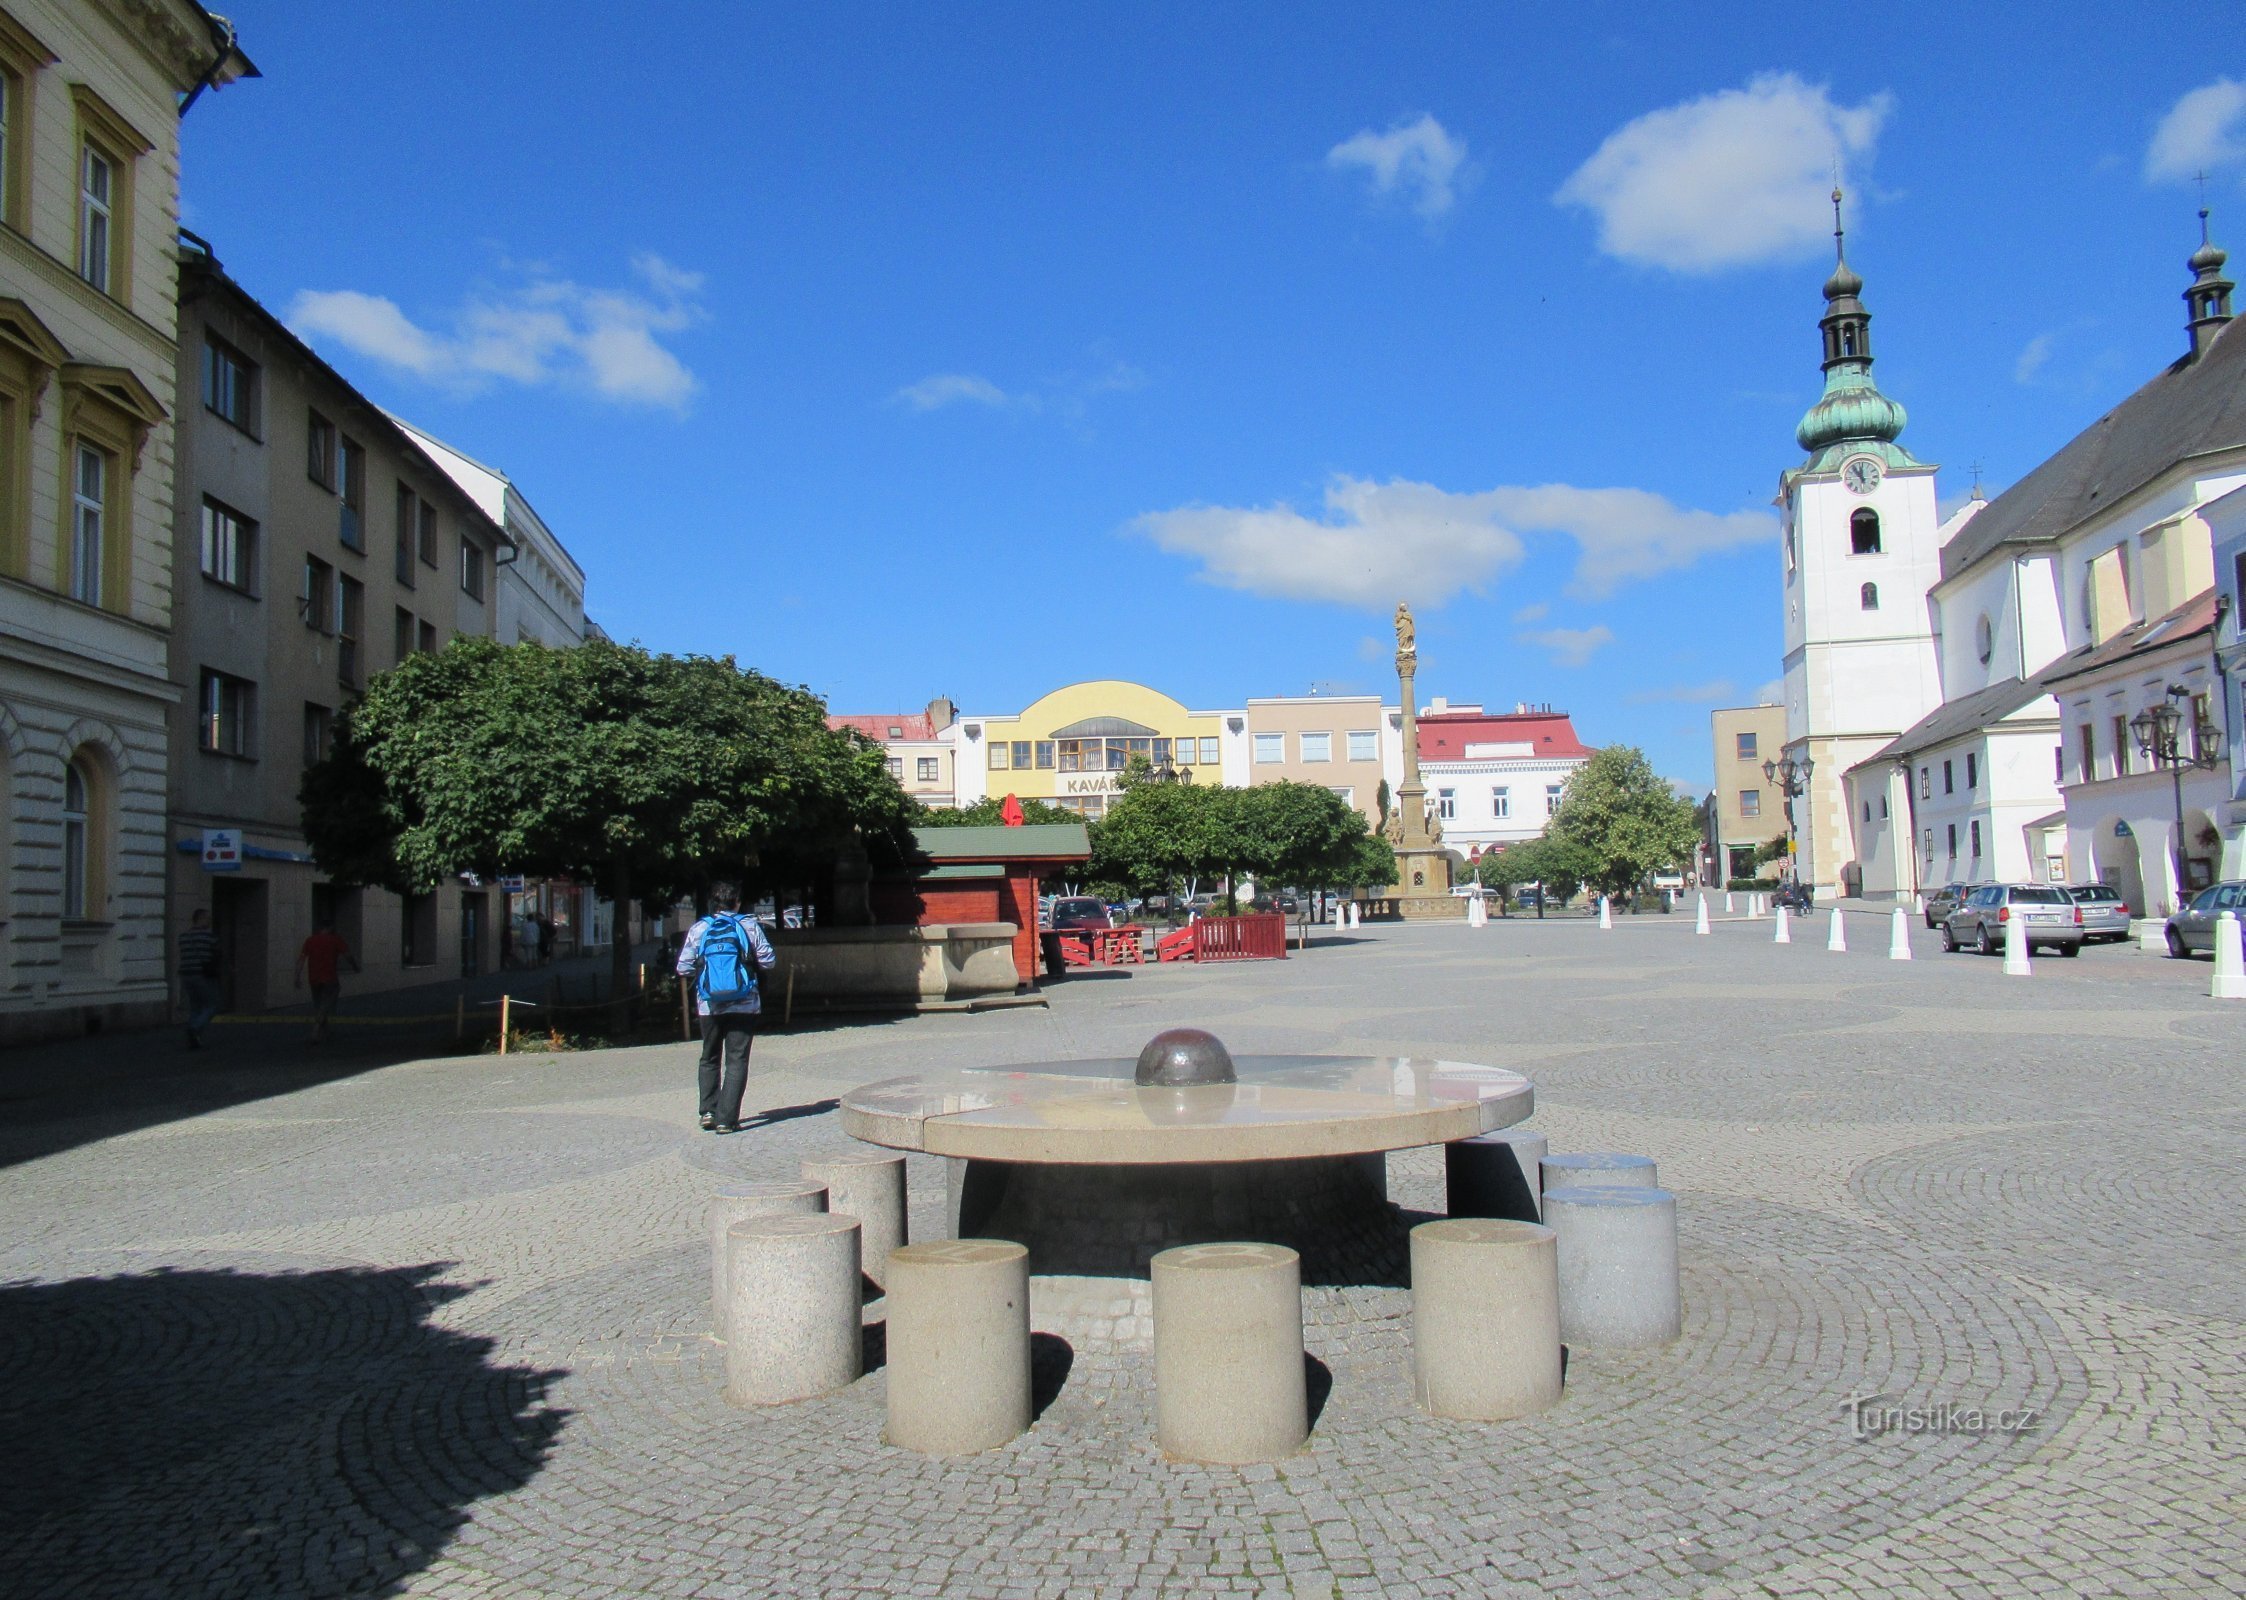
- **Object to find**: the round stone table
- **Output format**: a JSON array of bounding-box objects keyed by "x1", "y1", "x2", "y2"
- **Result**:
[{"x1": 840, "y1": 1056, "x2": 1533, "y2": 1311}]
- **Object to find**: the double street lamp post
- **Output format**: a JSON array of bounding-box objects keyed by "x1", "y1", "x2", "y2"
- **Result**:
[
  {"x1": 1763, "y1": 752, "x2": 1814, "y2": 889},
  {"x1": 2129, "y1": 684, "x2": 2220, "y2": 911}
]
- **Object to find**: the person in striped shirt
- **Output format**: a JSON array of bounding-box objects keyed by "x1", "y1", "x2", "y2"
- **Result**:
[{"x1": 178, "y1": 909, "x2": 222, "y2": 1051}]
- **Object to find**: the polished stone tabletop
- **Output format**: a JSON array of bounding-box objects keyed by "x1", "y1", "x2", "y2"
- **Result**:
[{"x1": 839, "y1": 1055, "x2": 1533, "y2": 1164}]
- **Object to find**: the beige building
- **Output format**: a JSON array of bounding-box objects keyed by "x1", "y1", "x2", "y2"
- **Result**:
[
  {"x1": 829, "y1": 698, "x2": 958, "y2": 809},
  {"x1": 1711, "y1": 704, "x2": 1787, "y2": 884},
  {"x1": 0, "y1": 3, "x2": 253, "y2": 1042},
  {"x1": 166, "y1": 241, "x2": 512, "y2": 1013},
  {"x1": 1242, "y1": 694, "x2": 1398, "y2": 826}
]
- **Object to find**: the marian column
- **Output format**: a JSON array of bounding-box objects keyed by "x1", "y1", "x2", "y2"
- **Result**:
[{"x1": 1387, "y1": 602, "x2": 1464, "y2": 918}]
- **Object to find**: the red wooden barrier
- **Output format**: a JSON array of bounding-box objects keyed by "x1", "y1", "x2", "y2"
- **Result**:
[{"x1": 1157, "y1": 913, "x2": 1288, "y2": 963}]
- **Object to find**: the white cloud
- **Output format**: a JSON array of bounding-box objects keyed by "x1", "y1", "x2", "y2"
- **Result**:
[
  {"x1": 289, "y1": 253, "x2": 703, "y2": 410},
  {"x1": 1511, "y1": 601, "x2": 1550, "y2": 624},
  {"x1": 1327, "y1": 114, "x2": 1470, "y2": 219},
  {"x1": 891, "y1": 373, "x2": 1012, "y2": 412},
  {"x1": 1133, "y1": 475, "x2": 1773, "y2": 608},
  {"x1": 2014, "y1": 330, "x2": 2057, "y2": 384},
  {"x1": 1520, "y1": 625, "x2": 1615, "y2": 668},
  {"x1": 1556, "y1": 73, "x2": 1891, "y2": 272},
  {"x1": 2146, "y1": 78, "x2": 2246, "y2": 183},
  {"x1": 1626, "y1": 679, "x2": 1736, "y2": 705}
]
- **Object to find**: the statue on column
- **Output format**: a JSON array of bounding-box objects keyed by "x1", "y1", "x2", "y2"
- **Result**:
[{"x1": 1394, "y1": 601, "x2": 1416, "y2": 660}]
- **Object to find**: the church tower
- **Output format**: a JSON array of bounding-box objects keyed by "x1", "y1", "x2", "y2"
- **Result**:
[{"x1": 1777, "y1": 193, "x2": 1944, "y2": 895}]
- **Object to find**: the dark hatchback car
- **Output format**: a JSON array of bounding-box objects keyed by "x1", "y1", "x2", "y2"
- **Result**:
[
  {"x1": 1045, "y1": 896, "x2": 1113, "y2": 931},
  {"x1": 1923, "y1": 881, "x2": 1978, "y2": 927}
]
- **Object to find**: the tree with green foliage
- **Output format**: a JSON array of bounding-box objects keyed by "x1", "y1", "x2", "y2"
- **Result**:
[
  {"x1": 300, "y1": 637, "x2": 914, "y2": 1012},
  {"x1": 915, "y1": 795, "x2": 1081, "y2": 829},
  {"x1": 1542, "y1": 746, "x2": 1702, "y2": 902},
  {"x1": 1089, "y1": 779, "x2": 1386, "y2": 912}
]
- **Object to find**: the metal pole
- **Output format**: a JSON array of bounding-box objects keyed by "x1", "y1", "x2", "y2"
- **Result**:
[{"x1": 499, "y1": 994, "x2": 511, "y2": 1055}]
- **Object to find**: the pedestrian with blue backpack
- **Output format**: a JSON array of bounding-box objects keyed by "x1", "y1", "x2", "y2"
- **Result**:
[{"x1": 674, "y1": 884, "x2": 778, "y2": 1134}]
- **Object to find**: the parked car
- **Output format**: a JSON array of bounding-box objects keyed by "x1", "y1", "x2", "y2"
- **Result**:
[
  {"x1": 2162, "y1": 881, "x2": 2246, "y2": 957},
  {"x1": 2063, "y1": 883, "x2": 2133, "y2": 943},
  {"x1": 1940, "y1": 883, "x2": 2082, "y2": 955},
  {"x1": 1046, "y1": 896, "x2": 1113, "y2": 931},
  {"x1": 1923, "y1": 881, "x2": 1977, "y2": 928}
]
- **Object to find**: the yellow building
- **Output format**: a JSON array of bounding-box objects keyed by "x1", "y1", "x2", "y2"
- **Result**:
[{"x1": 952, "y1": 681, "x2": 1245, "y2": 820}]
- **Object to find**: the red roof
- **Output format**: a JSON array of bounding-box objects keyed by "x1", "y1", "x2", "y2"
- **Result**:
[
  {"x1": 1417, "y1": 710, "x2": 1592, "y2": 761},
  {"x1": 828, "y1": 712, "x2": 939, "y2": 742}
]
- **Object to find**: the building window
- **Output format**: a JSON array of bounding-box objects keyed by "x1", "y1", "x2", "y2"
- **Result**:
[
  {"x1": 1011, "y1": 741, "x2": 1031, "y2": 769},
  {"x1": 1198, "y1": 736, "x2": 1219, "y2": 766},
  {"x1": 303, "y1": 703, "x2": 332, "y2": 768},
  {"x1": 1860, "y1": 581, "x2": 1879, "y2": 610},
  {"x1": 460, "y1": 539, "x2": 486, "y2": 601},
  {"x1": 1253, "y1": 732, "x2": 1285, "y2": 764},
  {"x1": 1919, "y1": 766, "x2": 1929, "y2": 799},
  {"x1": 1969, "y1": 819, "x2": 1982, "y2": 857},
  {"x1": 1035, "y1": 741, "x2": 1055, "y2": 769},
  {"x1": 394, "y1": 485, "x2": 418, "y2": 585},
  {"x1": 988, "y1": 740, "x2": 1010, "y2": 771},
  {"x1": 418, "y1": 619, "x2": 436, "y2": 654},
  {"x1": 1492, "y1": 787, "x2": 1510, "y2": 819},
  {"x1": 306, "y1": 411, "x2": 336, "y2": 488},
  {"x1": 1946, "y1": 823, "x2": 1957, "y2": 859},
  {"x1": 202, "y1": 335, "x2": 259, "y2": 434},
  {"x1": 200, "y1": 500, "x2": 255, "y2": 592},
  {"x1": 1965, "y1": 752, "x2": 1978, "y2": 789},
  {"x1": 1546, "y1": 783, "x2": 1564, "y2": 817},
  {"x1": 1736, "y1": 731, "x2": 1758, "y2": 760},
  {"x1": 199, "y1": 669, "x2": 254, "y2": 758},
  {"x1": 77, "y1": 142, "x2": 113, "y2": 292},
  {"x1": 1974, "y1": 614, "x2": 1994, "y2": 666},
  {"x1": 1437, "y1": 788, "x2": 1456, "y2": 821},
  {"x1": 1347, "y1": 730, "x2": 1378, "y2": 762},
  {"x1": 61, "y1": 758, "x2": 91, "y2": 918},
  {"x1": 68, "y1": 443, "x2": 106, "y2": 605},
  {"x1": 1152, "y1": 738, "x2": 1172, "y2": 765},
  {"x1": 1942, "y1": 759, "x2": 1954, "y2": 795},
  {"x1": 394, "y1": 606, "x2": 414, "y2": 665},
  {"x1": 2190, "y1": 692, "x2": 2215, "y2": 762},
  {"x1": 0, "y1": 67, "x2": 15, "y2": 230},
  {"x1": 917, "y1": 757, "x2": 939, "y2": 783},
  {"x1": 1300, "y1": 731, "x2": 1332, "y2": 763},
  {"x1": 337, "y1": 437, "x2": 365, "y2": 551},
  {"x1": 301, "y1": 556, "x2": 334, "y2": 631},
  {"x1": 2111, "y1": 714, "x2": 2129, "y2": 777},
  {"x1": 1850, "y1": 508, "x2": 1881, "y2": 555},
  {"x1": 1922, "y1": 828, "x2": 1934, "y2": 862},
  {"x1": 1862, "y1": 800, "x2": 1871, "y2": 822},
  {"x1": 337, "y1": 576, "x2": 363, "y2": 688},
  {"x1": 417, "y1": 500, "x2": 438, "y2": 568},
  {"x1": 2077, "y1": 724, "x2": 2094, "y2": 784},
  {"x1": 1330, "y1": 787, "x2": 1354, "y2": 805},
  {"x1": 884, "y1": 756, "x2": 903, "y2": 781},
  {"x1": 1880, "y1": 795, "x2": 1889, "y2": 819},
  {"x1": 1740, "y1": 790, "x2": 1761, "y2": 818}
]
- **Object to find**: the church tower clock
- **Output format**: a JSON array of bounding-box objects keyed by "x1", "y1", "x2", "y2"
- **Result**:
[{"x1": 1776, "y1": 193, "x2": 1944, "y2": 896}]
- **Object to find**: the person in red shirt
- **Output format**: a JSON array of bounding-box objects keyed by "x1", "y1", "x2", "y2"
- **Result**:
[{"x1": 294, "y1": 921, "x2": 360, "y2": 1044}]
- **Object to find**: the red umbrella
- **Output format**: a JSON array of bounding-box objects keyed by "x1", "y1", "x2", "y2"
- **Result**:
[{"x1": 1000, "y1": 794, "x2": 1025, "y2": 827}]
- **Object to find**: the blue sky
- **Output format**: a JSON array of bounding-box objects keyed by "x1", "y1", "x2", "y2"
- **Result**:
[{"x1": 180, "y1": 3, "x2": 2246, "y2": 788}]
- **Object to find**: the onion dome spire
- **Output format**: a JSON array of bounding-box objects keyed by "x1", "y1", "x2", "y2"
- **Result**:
[
  {"x1": 1795, "y1": 188, "x2": 1910, "y2": 463},
  {"x1": 2186, "y1": 207, "x2": 2234, "y2": 357}
]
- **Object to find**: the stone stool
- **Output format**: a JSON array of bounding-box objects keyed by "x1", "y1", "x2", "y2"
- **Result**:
[
  {"x1": 1410, "y1": 1218, "x2": 1562, "y2": 1421},
  {"x1": 1150, "y1": 1242, "x2": 1308, "y2": 1464},
  {"x1": 723, "y1": 1213, "x2": 863, "y2": 1405},
  {"x1": 709, "y1": 1179, "x2": 827, "y2": 1339},
  {"x1": 1542, "y1": 1185, "x2": 1680, "y2": 1349},
  {"x1": 883, "y1": 1240, "x2": 1032, "y2": 1456},
  {"x1": 1446, "y1": 1129, "x2": 1548, "y2": 1221},
  {"x1": 802, "y1": 1148, "x2": 908, "y2": 1291},
  {"x1": 1540, "y1": 1151, "x2": 1657, "y2": 1194}
]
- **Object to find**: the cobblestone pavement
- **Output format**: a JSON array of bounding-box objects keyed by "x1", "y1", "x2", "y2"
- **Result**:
[{"x1": 3, "y1": 914, "x2": 2241, "y2": 1597}]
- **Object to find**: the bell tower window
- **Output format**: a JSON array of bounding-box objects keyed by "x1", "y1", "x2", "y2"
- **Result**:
[
  {"x1": 1850, "y1": 508, "x2": 1882, "y2": 555},
  {"x1": 1860, "y1": 582, "x2": 1879, "y2": 610}
]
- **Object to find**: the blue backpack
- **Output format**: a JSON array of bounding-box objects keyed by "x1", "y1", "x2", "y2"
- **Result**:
[{"x1": 695, "y1": 913, "x2": 758, "y2": 1005}]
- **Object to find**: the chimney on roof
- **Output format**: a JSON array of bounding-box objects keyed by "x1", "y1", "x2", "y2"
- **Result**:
[{"x1": 926, "y1": 696, "x2": 956, "y2": 731}]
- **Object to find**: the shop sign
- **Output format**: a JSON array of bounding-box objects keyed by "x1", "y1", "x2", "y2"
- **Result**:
[{"x1": 200, "y1": 829, "x2": 243, "y2": 872}]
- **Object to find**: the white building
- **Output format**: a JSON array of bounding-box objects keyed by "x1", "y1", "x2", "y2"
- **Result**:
[
  {"x1": 1778, "y1": 201, "x2": 1947, "y2": 895},
  {"x1": 391, "y1": 417, "x2": 587, "y2": 647},
  {"x1": 1414, "y1": 703, "x2": 1592, "y2": 860}
]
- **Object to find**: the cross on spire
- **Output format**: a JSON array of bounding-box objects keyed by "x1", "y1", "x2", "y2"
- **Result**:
[{"x1": 1832, "y1": 185, "x2": 1846, "y2": 262}]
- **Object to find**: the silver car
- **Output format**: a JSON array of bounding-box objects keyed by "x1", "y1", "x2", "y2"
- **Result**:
[
  {"x1": 2163, "y1": 881, "x2": 2246, "y2": 957},
  {"x1": 2063, "y1": 884, "x2": 2132, "y2": 943},
  {"x1": 1940, "y1": 884, "x2": 2083, "y2": 956}
]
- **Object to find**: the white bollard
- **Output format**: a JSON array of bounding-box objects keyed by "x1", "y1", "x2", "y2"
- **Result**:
[
  {"x1": 1826, "y1": 908, "x2": 1846, "y2": 952},
  {"x1": 1724, "y1": 891, "x2": 1734, "y2": 913},
  {"x1": 2139, "y1": 916, "x2": 2166, "y2": 955},
  {"x1": 2214, "y1": 912, "x2": 2246, "y2": 1000},
  {"x1": 1773, "y1": 906, "x2": 1790, "y2": 944},
  {"x1": 1912, "y1": 892, "x2": 1926, "y2": 916},
  {"x1": 1467, "y1": 894, "x2": 1487, "y2": 928},
  {"x1": 1694, "y1": 894, "x2": 1710, "y2": 935},
  {"x1": 1348, "y1": 902, "x2": 1361, "y2": 930},
  {"x1": 2003, "y1": 910, "x2": 2031, "y2": 975},
  {"x1": 1598, "y1": 895, "x2": 1613, "y2": 930},
  {"x1": 1888, "y1": 906, "x2": 1912, "y2": 961}
]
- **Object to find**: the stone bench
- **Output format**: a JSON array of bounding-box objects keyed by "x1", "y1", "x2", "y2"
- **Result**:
[
  {"x1": 802, "y1": 1148, "x2": 907, "y2": 1291},
  {"x1": 883, "y1": 1239, "x2": 1032, "y2": 1456},
  {"x1": 1540, "y1": 1151, "x2": 1657, "y2": 1193},
  {"x1": 1151, "y1": 1242, "x2": 1308, "y2": 1464},
  {"x1": 723, "y1": 1213, "x2": 864, "y2": 1405},
  {"x1": 1445, "y1": 1128, "x2": 1547, "y2": 1221},
  {"x1": 1542, "y1": 1185, "x2": 1680, "y2": 1348},
  {"x1": 1410, "y1": 1218, "x2": 1561, "y2": 1421},
  {"x1": 708, "y1": 1179, "x2": 827, "y2": 1339}
]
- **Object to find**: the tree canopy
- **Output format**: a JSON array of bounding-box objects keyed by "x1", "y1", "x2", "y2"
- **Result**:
[
  {"x1": 915, "y1": 795, "x2": 1081, "y2": 829},
  {"x1": 300, "y1": 637, "x2": 914, "y2": 1001},
  {"x1": 1088, "y1": 780, "x2": 1385, "y2": 907},
  {"x1": 1541, "y1": 746, "x2": 1701, "y2": 899}
]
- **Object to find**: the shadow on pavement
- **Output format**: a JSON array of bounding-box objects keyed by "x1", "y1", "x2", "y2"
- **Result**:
[{"x1": 0, "y1": 1262, "x2": 567, "y2": 1600}]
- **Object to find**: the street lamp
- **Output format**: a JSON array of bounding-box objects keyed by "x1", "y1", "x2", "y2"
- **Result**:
[
  {"x1": 1149, "y1": 752, "x2": 1193, "y2": 785},
  {"x1": 2130, "y1": 684, "x2": 2221, "y2": 909},
  {"x1": 1762, "y1": 753, "x2": 1815, "y2": 886}
]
